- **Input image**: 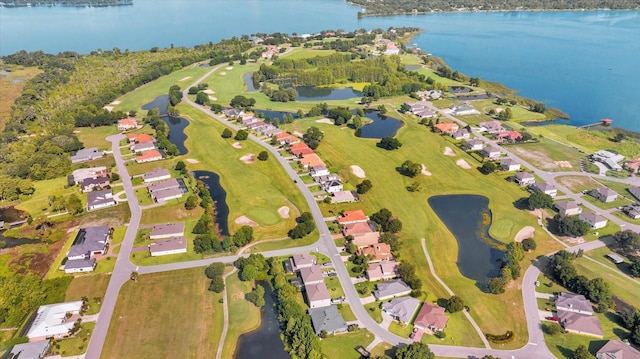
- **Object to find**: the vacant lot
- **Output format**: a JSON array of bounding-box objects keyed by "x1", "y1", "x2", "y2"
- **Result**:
[
  {"x1": 556, "y1": 175, "x2": 601, "y2": 193},
  {"x1": 509, "y1": 139, "x2": 584, "y2": 171},
  {"x1": 0, "y1": 66, "x2": 41, "y2": 131},
  {"x1": 101, "y1": 268, "x2": 223, "y2": 359}
]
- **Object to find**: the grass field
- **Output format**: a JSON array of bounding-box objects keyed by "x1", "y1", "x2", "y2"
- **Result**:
[
  {"x1": 51, "y1": 322, "x2": 96, "y2": 357},
  {"x1": 555, "y1": 176, "x2": 601, "y2": 193},
  {"x1": 65, "y1": 274, "x2": 110, "y2": 315},
  {"x1": 320, "y1": 329, "x2": 375, "y2": 359},
  {"x1": 0, "y1": 65, "x2": 41, "y2": 131},
  {"x1": 221, "y1": 273, "x2": 261, "y2": 359},
  {"x1": 364, "y1": 302, "x2": 382, "y2": 323},
  {"x1": 75, "y1": 125, "x2": 119, "y2": 150},
  {"x1": 573, "y1": 256, "x2": 640, "y2": 306},
  {"x1": 101, "y1": 268, "x2": 223, "y2": 359},
  {"x1": 508, "y1": 139, "x2": 585, "y2": 172}
]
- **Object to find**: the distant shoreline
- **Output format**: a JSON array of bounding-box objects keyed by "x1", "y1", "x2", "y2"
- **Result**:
[
  {"x1": 352, "y1": 6, "x2": 640, "y2": 18},
  {"x1": 0, "y1": 0, "x2": 132, "y2": 8}
]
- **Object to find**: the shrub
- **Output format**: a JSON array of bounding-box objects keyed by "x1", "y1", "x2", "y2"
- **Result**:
[
  {"x1": 257, "y1": 151, "x2": 269, "y2": 161},
  {"x1": 221, "y1": 128, "x2": 233, "y2": 138},
  {"x1": 485, "y1": 331, "x2": 515, "y2": 344}
]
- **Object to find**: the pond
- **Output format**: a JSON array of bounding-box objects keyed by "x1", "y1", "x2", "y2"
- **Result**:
[
  {"x1": 162, "y1": 116, "x2": 189, "y2": 155},
  {"x1": 243, "y1": 72, "x2": 258, "y2": 92},
  {"x1": 295, "y1": 86, "x2": 362, "y2": 102},
  {"x1": 456, "y1": 93, "x2": 491, "y2": 101},
  {"x1": 192, "y1": 171, "x2": 230, "y2": 237},
  {"x1": 355, "y1": 110, "x2": 404, "y2": 139},
  {"x1": 253, "y1": 110, "x2": 297, "y2": 123},
  {"x1": 141, "y1": 94, "x2": 170, "y2": 116},
  {"x1": 449, "y1": 86, "x2": 472, "y2": 94},
  {"x1": 427, "y1": 194, "x2": 504, "y2": 282},
  {"x1": 234, "y1": 281, "x2": 288, "y2": 359}
]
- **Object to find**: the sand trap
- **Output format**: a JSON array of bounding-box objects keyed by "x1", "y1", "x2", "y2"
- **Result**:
[
  {"x1": 240, "y1": 154, "x2": 255, "y2": 164},
  {"x1": 351, "y1": 165, "x2": 366, "y2": 178},
  {"x1": 421, "y1": 164, "x2": 432, "y2": 176},
  {"x1": 278, "y1": 206, "x2": 290, "y2": 218},
  {"x1": 316, "y1": 118, "x2": 334, "y2": 124},
  {"x1": 515, "y1": 226, "x2": 535, "y2": 242},
  {"x1": 232, "y1": 142, "x2": 243, "y2": 149},
  {"x1": 226, "y1": 66, "x2": 233, "y2": 70},
  {"x1": 208, "y1": 96, "x2": 218, "y2": 101},
  {"x1": 202, "y1": 89, "x2": 215, "y2": 94},
  {"x1": 185, "y1": 158, "x2": 199, "y2": 164},
  {"x1": 456, "y1": 159, "x2": 472, "y2": 169},
  {"x1": 235, "y1": 216, "x2": 258, "y2": 227},
  {"x1": 179, "y1": 76, "x2": 192, "y2": 82},
  {"x1": 444, "y1": 147, "x2": 456, "y2": 156},
  {"x1": 110, "y1": 100, "x2": 121, "y2": 105},
  {"x1": 103, "y1": 106, "x2": 114, "y2": 112},
  {"x1": 219, "y1": 72, "x2": 226, "y2": 76}
]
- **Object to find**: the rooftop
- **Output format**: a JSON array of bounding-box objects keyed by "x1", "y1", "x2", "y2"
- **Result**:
[{"x1": 68, "y1": 226, "x2": 110, "y2": 258}]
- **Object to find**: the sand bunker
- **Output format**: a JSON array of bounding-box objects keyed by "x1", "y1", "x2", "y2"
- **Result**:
[
  {"x1": 421, "y1": 164, "x2": 432, "y2": 176},
  {"x1": 278, "y1": 206, "x2": 290, "y2": 218},
  {"x1": 351, "y1": 165, "x2": 366, "y2": 178},
  {"x1": 232, "y1": 142, "x2": 243, "y2": 149},
  {"x1": 202, "y1": 89, "x2": 215, "y2": 94},
  {"x1": 240, "y1": 154, "x2": 255, "y2": 164},
  {"x1": 444, "y1": 147, "x2": 456, "y2": 156},
  {"x1": 110, "y1": 100, "x2": 121, "y2": 105},
  {"x1": 219, "y1": 72, "x2": 226, "y2": 76},
  {"x1": 515, "y1": 226, "x2": 535, "y2": 242},
  {"x1": 235, "y1": 216, "x2": 258, "y2": 227},
  {"x1": 456, "y1": 159, "x2": 472, "y2": 169},
  {"x1": 179, "y1": 76, "x2": 192, "y2": 82},
  {"x1": 208, "y1": 96, "x2": 218, "y2": 101},
  {"x1": 316, "y1": 118, "x2": 334, "y2": 124},
  {"x1": 185, "y1": 158, "x2": 199, "y2": 164},
  {"x1": 103, "y1": 106, "x2": 114, "y2": 112},
  {"x1": 226, "y1": 66, "x2": 233, "y2": 70}
]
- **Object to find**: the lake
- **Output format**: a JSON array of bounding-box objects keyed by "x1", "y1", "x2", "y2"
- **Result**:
[
  {"x1": 142, "y1": 95, "x2": 189, "y2": 155},
  {"x1": 356, "y1": 110, "x2": 403, "y2": 139},
  {"x1": 427, "y1": 194, "x2": 503, "y2": 282},
  {"x1": 1, "y1": 2, "x2": 638, "y2": 130},
  {"x1": 192, "y1": 171, "x2": 230, "y2": 237},
  {"x1": 296, "y1": 86, "x2": 362, "y2": 102}
]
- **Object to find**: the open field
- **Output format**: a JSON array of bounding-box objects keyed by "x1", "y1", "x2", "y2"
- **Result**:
[
  {"x1": 573, "y1": 256, "x2": 640, "y2": 306},
  {"x1": 508, "y1": 139, "x2": 584, "y2": 172},
  {"x1": 65, "y1": 273, "x2": 110, "y2": 315},
  {"x1": 221, "y1": 273, "x2": 261, "y2": 359},
  {"x1": 555, "y1": 175, "x2": 601, "y2": 193},
  {"x1": 52, "y1": 322, "x2": 96, "y2": 357},
  {"x1": 101, "y1": 268, "x2": 223, "y2": 359},
  {"x1": 0, "y1": 66, "x2": 41, "y2": 131},
  {"x1": 319, "y1": 329, "x2": 375, "y2": 359},
  {"x1": 75, "y1": 125, "x2": 119, "y2": 150},
  {"x1": 282, "y1": 47, "x2": 339, "y2": 60}
]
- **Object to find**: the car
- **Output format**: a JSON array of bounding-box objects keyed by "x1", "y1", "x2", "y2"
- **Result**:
[
  {"x1": 413, "y1": 327, "x2": 418, "y2": 333},
  {"x1": 546, "y1": 316, "x2": 558, "y2": 322},
  {"x1": 409, "y1": 333, "x2": 415, "y2": 339}
]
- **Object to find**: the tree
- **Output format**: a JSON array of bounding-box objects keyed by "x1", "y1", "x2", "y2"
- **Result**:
[
  {"x1": 544, "y1": 322, "x2": 564, "y2": 335},
  {"x1": 554, "y1": 215, "x2": 590, "y2": 237},
  {"x1": 352, "y1": 115, "x2": 363, "y2": 130},
  {"x1": 230, "y1": 95, "x2": 256, "y2": 109},
  {"x1": 205, "y1": 262, "x2": 225, "y2": 279},
  {"x1": 246, "y1": 284, "x2": 266, "y2": 307},
  {"x1": 630, "y1": 258, "x2": 640, "y2": 277},
  {"x1": 208, "y1": 276, "x2": 225, "y2": 293},
  {"x1": 573, "y1": 345, "x2": 594, "y2": 359},
  {"x1": 234, "y1": 130, "x2": 249, "y2": 141},
  {"x1": 356, "y1": 179, "x2": 372, "y2": 194},
  {"x1": 531, "y1": 102, "x2": 546, "y2": 113},
  {"x1": 400, "y1": 103, "x2": 411, "y2": 113},
  {"x1": 486, "y1": 277, "x2": 506, "y2": 294},
  {"x1": 221, "y1": 128, "x2": 233, "y2": 138},
  {"x1": 479, "y1": 162, "x2": 497, "y2": 175},
  {"x1": 175, "y1": 160, "x2": 186, "y2": 172},
  {"x1": 184, "y1": 195, "x2": 198, "y2": 210},
  {"x1": 378, "y1": 136, "x2": 402, "y2": 150},
  {"x1": 395, "y1": 342, "x2": 435, "y2": 359},
  {"x1": 613, "y1": 230, "x2": 640, "y2": 254},
  {"x1": 188, "y1": 86, "x2": 199, "y2": 95},
  {"x1": 240, "y1": 264, "x2": 257, "y2": 281},
  {"x1": 446, "y1": 296, "x2": 464, "y2": 313},
  {"x1": 233, "y1": 226, "x2": 254, "y2": 247},
  {"x1": 66, "y1": 194, "x2": 83, "y2": 215},
  {"x1": 110, "y1": 172, "x2": 120, "y2": 182},
  {"x1": 613, "y1": 133, "x2": 626, "y2": 142},
  {"x1": 401, "y1": 160, "x2": 422, "y2": 177},
  {"x1": 522, "y1": 238, "x2": 537, "y2": 251},
  {"x1": 305, "y1": 126, "x2": 324, "y2": 149},
  {"x1": 387, "y1": 218, "x2": 403, "y2": 233},
  {"x1": 527, "y1": 192, "x2": 553, "y2": 210},
  {"x1": 257, "y1": 151, "x2": 269, "y2": 161}
]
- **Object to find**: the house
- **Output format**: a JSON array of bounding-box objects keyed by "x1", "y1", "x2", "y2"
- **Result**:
[
  {"x1": 497, "y1": 131, "x2": 523, "y2": 143},
  {"x1": 351, "y1": 232, "x2": 381, "y2": 248},
  {"x1": 275, "y1": 132, "x2": 300, "y2": 145},
  {"x1": 381, "y1": 297, "x2": 421, "y2": 324},
  {"x1": 356, "y1": 243, "x2": 392, "y2": 263},
  {"x1": 309, "y1": 165, "x2": 330, "y2": 178},
  {"x1": 261, "y1": 127, "x2": 281, "y2": 137},
  {"x1": 414, "y1": 108, "x2": 436, "y2": 118},
  {"x1": 147, "y1": 178, "x2": 181, "y2": 194},
  {"x1": 64, "y1": 258, "x2": 97, "y2": 274},
  {"x1": 149, "y1": 237, "x2": 187, "y2": 256},
  {"x1": 152, "y1": 187, "x2": 186, "y2": 202},
  {"x1": 131, "y1": 141, "x2": 157, "y2": 153},
  {"x1": 26, "y1": 301, "x2": 83, "y2": 341},
  {"x1": 451, "y1": 103, "x2": 479, "y2": 116},
  {"x1": 433, "y1": 122, "x2": 459, "y2": 134},
  {"x1": 239, "y1": 113, "x2": 256, "y2": 123},
  {"x1": 128, "y1": 133, "x2": 155, "y2": 144},
  {"x1": 500, "y1": 158, "x2": 521, "y2": 171},
  {"x1": 590, "y1": 187, "x2": 618, "y2": 203},
  {"x1": 321, "y1": 180, "x2": 343, "y2": 193},
  {"x1": 338, "y1": 210, "x2": 369, "y2": 225},
  {"x1": 592, "y1": 150, "x2": 625, "y2": 171},
  {"x1": 70, "y1": 147, "x2": 103, "y2": 164},
  {"x1": 135, "y1": 150, "x2": 163, "y2": 163},
  {"x1": 291, "y1": 253, "x2": 316, "y2": 271},
  {"x1": 309, "y1": 305, "x2": 347, "y2": 335},
  {"x1": 383, "y1": 42, "x2": 400, "y2": 56},
  {"x1": 463, "y1": 139, "x2": 484, "y2": 152},
  {"x1": 451, "y1": 129, "x2": 470, "y2": 140},
  {"x1": 86, "y1": 190, "x2": 116, "y2": 211},
  {"x1": 117, "y1": 118, "x2": 138, "y2": 131},
  {"x1": 478, "y1": 120, "x2": 504, "y2": 134},
  {"x1": 414, "y1": 303, "x2": 449, "y2": 332},
  {"x1": 514, "y1": 172, "x2": 535, "y2": 186},
  {"x1": 9, "y1": 340, "x2": 50, "y2": 359},
  {"x1": 143, "y1": 168, "x2": 171, "y2": 183},
  {"x1": 480, "y1": 145, "x2": 501, "y2": 160},
  {"x1": 532, "y1": 182, "x2": 558, "y2": 197},
  {"x1": 246, "y1": 120, "x2": 267, "y2": 130},
  {"x1": 606, "y1": 253, "x2": 625, "y2": 264},
  {"x1": 299, "y1": 265, "x2": 324, "y2": 285},
  {"x1": 304, "y1": 282, "x2": 332, "y2": 309},
  {"x1": 315, "y1": 173, "x2": 340, "y2": 185},
  {"x1": 366, "y1": 260, "x2": 399, "y2": 281},
  {"x1": 555, "y1": 201, "x2": 582, "y2": 216},
  {"x1": 557, "y1": 310, "x2": 603, "y2": 338},
  {"x1": 289, "y1": 142, "x2": 312, "y2": 156},
  {"x1": 222, "y1": 108, "x2": 244, "y2": 117},
  {"x1": 67, "y1": 226, "x2": 110, "y2": 260},
  {"x1": 342, "y1": 221, "x2": 376, "y2": 236},
  {"x1": 81, "y1": 176, "x2": 110, "y2": 193},
  {"x1": 373, "y1": 279, "x2": 411, "y2": 300},
  {"x1": 596, "y1": 339, "x2": 640, "y2": 359},
  {"x1": 622, "y1": 203, "x2": 640, "y2": 219},
  {"x1": 300, "y1": 153, "x2": 325, "y2": 168},
  {"x1": 623, "y1": 159, "x2": 640, "y2": 174},
  {"x1": 415, "y1": 90, "x2": 443, "y2": 100},
  {"x1": 579, "y1": 212, "x2": 608, "y2": 229},
  {"x1": 71, "y1": 166, "x2": 108, "y2": 184},
  {"x1": 555, "y1": 293, "x2": 593, "y2": 315},
  {"x1": 629, "y1": 186, "x2": 640, "y2": 201},
  {"x1": 150, "y1": 222, "x2": 185, "y2": 239},
  {"x1": 331, "y1": 190, "x2": 359, "y2": 204}
]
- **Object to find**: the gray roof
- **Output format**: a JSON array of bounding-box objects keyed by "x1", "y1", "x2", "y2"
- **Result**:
[
  {"x1": 308, "y1": 305, "x2": 347, "y2": 335},
  {"x1": 381, "y1": 296, "x2": 421, "y2": 323},
  {"x1": 454, "y1": 103, "x2": 475, "y2": 112},
  {"x1": 152, "y1": 187, "x2": 185, "y2": 201},
  {"x1": 556, "y1": 292, "x2": 593, "y2": 314},
  {"x1": 556, "y1": 201, "x2": 579, "y2": 211},
  {"x1": 596, "y1": 339, "x2": 640, "y2": 359},
  {"x1": 150, "y1": 237, "x2": 187, "y2": 254},
  {"x1": 65, "y1": 258, "x2": 96, "y2": 270},
  {"x1": 9, "y1": 339, "x2": 50, "y2": 359},
  {"x1": 299, "y1": 265, "x2": 324, "y2": 284},
  {"x1": 71, "y1": 147, "x2": 102, "y2": 162},
  {"x1": 558, "y1": 309, "x2": 603, "y2": 337},
  {"x1": 292, "y1": 253, "x2": 315, "y2": 268},
  {"x1": 131, "y1": 141, "x2": 156, "y2": 152},
  {"x1": 87, "y1": 190, "x2": 114, "y2": 207},
  {"x1": 374, "y1": 279, "x2": 411, "y2": 299},
  {"x1": 150, "y1": 222, "x2": 185, "y2": 238},
  {"x1": 147, "y1": 178, "x2": 181, "y2": 193},
  {"x1": 143, "y1": 167, "x2": 171, "y2": 181},
  {"x1": 629, "y1": 186, "x2": 640, "y2": 201},
  {"x1": 596, "y1": 186, "x2": 618, "y2": 197},
  {"x1": 501, "y1": 158, "x2": 519, "y2": 166},
  {"x1": 81, "y1": 176, "x2": 109, "y2": 189},
  {"x1": 580, "y1": 212, "x2": 606, "y2": 224},
  {"x1": 515, "y1": 172, "x2": 534, "y2": 180},
  {"x1": 68, "y1": 226, "x2": 109, "y2": 258},
  {"x1": 534, "y1": 182, "x2": 557, "y2": 192}
]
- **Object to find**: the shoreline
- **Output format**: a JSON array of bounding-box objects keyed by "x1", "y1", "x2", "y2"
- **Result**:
[{"x1": 353, "y1": 6, "x2": 640, "y2": 18}]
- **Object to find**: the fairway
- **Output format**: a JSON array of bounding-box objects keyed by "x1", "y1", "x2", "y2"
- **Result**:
[{"x1": 101, "y1": 268, "x2": 223, "y2": 359}]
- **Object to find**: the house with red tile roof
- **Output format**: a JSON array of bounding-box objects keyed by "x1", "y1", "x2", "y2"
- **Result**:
[
  {"x1": 136, "y1": 150, "x2": 163, "y2": 163},
  {"x1": 433, "y1": 122, "x2": 459, "y2": 134},
  {"x1": 342, "y1": 221, "x2": 375, "y2": 237},
  {"x1": 117, "y1": 118, "x2": 138, "y2": 131},
  {"x1": 414, "y1": 303, "x2": 449, "y2": 332},
  {"x1": 275, "y1": 132, "x2": 301, "y2": 145},
  {"x1": 497, "y1": 131, "x2": 523, "y2": 143},
  {"x1": 351, "y1": 232, "x2": 381, "y2": 248},
  {"x1": 300, "y1": 153, "x2": 325, "y2": 168},
  {"x1": 129, "y1": 133, "x2": 155, "y2": 144},
  {"x1": 338, "y1": 210, "x2": 369, "y2": 225},
  {"x1": 357, "y1": 243, "x2": 393, "y2": 262}
]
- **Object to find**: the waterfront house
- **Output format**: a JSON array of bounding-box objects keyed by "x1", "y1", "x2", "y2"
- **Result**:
[
  {"x1": 291, "y1": 253, "x2": 316, "y2": 271},
  {"x1": 117, "y1": 118, "x2": 137, "y2": 131},
  {"x1": 152, "y1": 187, "x2": 186, "y2": 202},
  {"x1": 147, "y1": 178, "x2": 181, "y2": 194},
  {"x1": 131, "y1": 141, "x2": 157, "y2": 153},
  {"x1": 309, "y1": 305, "x2": 347, "y2": 335},
  {"x1": 304, "y1": 282, "x2": 332, "y2": 309},
  {"x1": 299, "y1": 265, "x2": 324, "y2": 285},
  {"x1": 414, "y1": 303, "x2": 449, "y2": 332},
  {"x1": 149, "y1": 237, "x2": 187, "y2": 256},
  {"x1": 128, "y1": 133, "x2": 155, "y2": 144},
  {"x1": 135, "y1": 150, "x2": 163, "y2": 163}
]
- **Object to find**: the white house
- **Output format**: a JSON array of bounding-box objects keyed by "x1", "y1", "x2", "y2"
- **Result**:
[
  {"x1": 480, "y1": 145, "x2": 501, "y2": 160},
  {"x1": 304, "y1": 283, "x2": 332, "y2": 309},
  {"x1": 149, "y1": 237, "x2": 187, "y2": 256},
  {"x1": 322, "y1": 180, "x2": 343, "y2": 193},
  {"x1": 451, "y1": 103, "x2": 480, "y2": 116},
  {"x1": 555, "y1": 201, "x2": 582, "y2": 216},
  {"x1": 64, "y1": 258, "x2": 97, "y2": 274},
  {"x1": 26, "y1": 301, "x2": 83, "y2": 341},
  {"x1": 500, "y1": 158, "x2": 521, "y2": 171},
  {"x1": 117, "y1": 118, "x2": 137, "y2": 131},
  {"x1": 143, "y1": 168, "x2": 171, "y2": 183},
  {"x1": 532, "y1": 182, "x2": 558, "y2": 197},
  {"x1": 309, "y1": 165, "x2": 330, "y2": 178},
  {"x1": 463, "y1": 139, "x2": 484, "y2": 152},
  {"x1": 590, "y1": 187, "x2": 618, "y2": 203},
  {"x1": 579, "y1": 212, "x2": 608, "y2": 229},
  {"x1": 86, "y1": 190, "x2": 116, "y2": 211},
  {"x1": 67, "y1": 226, "x2": 110, "y2": 261},
  {"x1": 514, "y1": 172, "x2": 535, "y2": 186},
  {"x1": 149, "y1": 222, "x2": 186, "y2": 239}
]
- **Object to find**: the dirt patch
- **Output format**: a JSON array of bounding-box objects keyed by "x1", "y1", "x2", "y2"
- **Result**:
[
  {"x1": 240, "y1": 154, "x2": 254, "y2": 164},
  {"x1": 456, "y1": 159, "x2": 472, "y2": 169},
  {"x1": 554, "y1": 160, "x2": 572, "y2": 168},
  {"x1": 293, "y1": 131, "x2": 304, "y2": 138},
  {"x1": 443, "y1": 147, "x2": 456, "y2": 156},
  {"x1": 421, "y1": 164, "x2": 432, "y2": 176},
  {"x1": 178, "y1": 76, "x2": 192, "y2": 82},
  {"x1": 316, "y1": 118, "x2": 334, "y2": 124},
  {"x1": 232, "y1": 142, "x2": 243, "y2": 149},
  {"x1": 185, "y1": 158, "x2": 199, "y2": 164},
  {"x1": 219, "y1": 72, "x2": 226, "y2": 76},
  {"x1": 510, "y1": 146, "x2": 558, "y2": 170},
  {"x1": 225, "y1": 66, "x2": 233, "y2": 70},
  {"x1": 564, "y1": 236, "x2": 585, "y2": 244},
  {"x1": 278, "y1": 206, "x2": 290, "y2": 218},
  {"x1": 103, "y1": 106, "x2": 114, "y2": 112},
  {"x1": 351, "y1": 165, "x2": 366, "y2": 178},
  {"x1": 515, "y1": 226, "x2": 535, "y2": 242},
  {"x1": 235, "y1": 216, "x2": 258, "y2": 227}
]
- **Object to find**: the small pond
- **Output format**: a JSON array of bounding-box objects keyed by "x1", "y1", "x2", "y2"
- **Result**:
[
  {"x1": 141, "y1": 94, "x2": 170, "y2": 116},
  {"x1": 295, "y1": 86, "x2": 362, "y2": 102},
  {"x1": 448, "y1": 86, "x2": 472, "y2": 94},
  {"x1": 428, "y1": 194, "x2": 504, "y2": 282},
  {"x1": 192, "y1": 171, "x2": 230, "y2": 237},
  {"x1": 253, "y1": 110, "x2": 297, "y2": 123},
  {"x1": 243, "y1": 72, "x2": 259, "y2": 92},
  {"x1": 162, "y1": 116, "x2": 189, "y2": 155},
  {"x1": 355, "y1": 109, "x2": 403, "y2": 139},
  {"x1": 456, "y1": 93, "x2": 491, "y2": 101},
  {"x1": 234, "y1": 282, "x2": 288, "y2": 359},
  {"x1": 0, "y1": 206, "x2": 38, "y2": 249}
]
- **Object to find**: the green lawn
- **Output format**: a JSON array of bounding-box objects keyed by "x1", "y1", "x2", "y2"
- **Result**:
[
  {"x1": 50, "y1": 322, "x2": 96, "y2": 357},
  {"x1": 326, "y1": 276, "x2": 345, "y2": 298},
  {"x1": 338, "y1": 303, "x2": 357, "y2": 322},
  {"x1": 75, "y1": 125, "x2": 119, "y2": 150},
  {"x1": 101, "y1": 268, "x2": 223, "y2": 359},
  {"x1": 221, "y1": 273, "x2": 261, "y2": 359},
  {"x1": 581, "y1": 194, "x2": 632, "y2": 211},
  {"x1": 14, "y1": 177, "x2": 78, "y2": 217},
  {"x1": 507, "y1": 138, "x2": 585, "y2": 172},
  {"x1": 364, "y1": 302, "x2": 383, "y2": 323},
  {"x1": 355, "y1": 281, "x2": 376, "y2": 298},
  {"x1": 573, "y1": 256, "x2": 640, "y2": 306},
  {"x1": 65, "y1": 273, "x2": 111, "y2": 315},
  {"x1": 320, "y1": 329, "x2": 375, "y2": 359},
  {"x1": 555, "y1": 175, "x2": 602, "y2": 193}
]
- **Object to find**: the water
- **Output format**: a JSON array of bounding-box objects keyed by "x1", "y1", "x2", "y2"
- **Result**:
[
  {"x1": 1, "y1": 3, "x2": 639, "y2": 130},
  {"x1": 141, "y1": 94, "x2": 169, "y2": 116},
  {"x1": 243, "y1": 72, "x2": 258, "y2": 92},
  {"x1": 234, "y1": 281, "x2": 288, "y2": 359},
  {"x1": 427, "y1": 194, "x2": 503, "y2": 282},
  {"x1": 162, "y1": 116, "x2": 189, "y2": 155},
  {"x1": 253, "y1": 110, "x2": 297, "y2": 123},
  {"x1": 295, "y1": 86, "x2": 362, "y2": 102},
  {"x1": 192, "y1": 171, "x2": 230, "y2": 237},
  {"x1": 356, "y1": 110, "x2": 403, "y2": 139}
]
